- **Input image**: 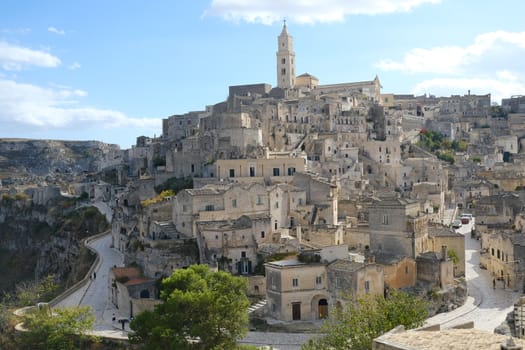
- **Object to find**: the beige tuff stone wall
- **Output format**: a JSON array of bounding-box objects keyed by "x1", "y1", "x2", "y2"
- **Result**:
[
  {"x1": 215, "y1": 157, "x2": 305, "y2": 180},
  {"x1": 430, "y1": 234, "x2": 466, "y2": 277},
  {"x1": 382, "y1": 257, "x2": 417, "y2": 289}
]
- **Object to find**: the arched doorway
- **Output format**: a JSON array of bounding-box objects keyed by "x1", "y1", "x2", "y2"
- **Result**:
[
  {"x1": 140, "y1": 289, "x2": 150, "y2": 298},
  {"x1": 318, "y1": 299, "x2": 328, "y2": 319}
]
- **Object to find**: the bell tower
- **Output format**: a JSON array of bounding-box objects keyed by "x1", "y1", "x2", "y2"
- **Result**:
[{"x1": 276, "y1": 20, "x2": 295, "y2": 89}]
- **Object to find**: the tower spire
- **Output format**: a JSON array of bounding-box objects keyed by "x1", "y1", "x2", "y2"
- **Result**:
[{"x1": 276, "y1": 21, "x2": 295, "y2": 89}]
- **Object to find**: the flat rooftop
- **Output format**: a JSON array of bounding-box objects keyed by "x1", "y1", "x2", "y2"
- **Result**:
[{"x1": 378, "y1": 328, "x2": 525, "y2": 350}]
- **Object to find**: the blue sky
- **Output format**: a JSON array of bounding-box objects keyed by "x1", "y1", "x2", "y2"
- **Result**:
[{"x1": 1, "y1": 0, "x2": 524, "y2": 149}]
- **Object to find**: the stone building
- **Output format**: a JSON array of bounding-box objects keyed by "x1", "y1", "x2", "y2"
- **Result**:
[
  {"x1": 197, "y1": 214, "x2": 271, "y2": 275},
  {"x1": 276, "y1": 21, "x2": 295, "y2": 89},
  {"x1": 109, "y1": 267, "x2": 159, "y2": 319},
  {"x1": 214, "y1": 154, "x2": 305, "y2": 182},
  {"x1": 265, "y1": 245, "x2": 383, "y2": 322},
  {"x1": 368, "y1": 195, "x2": 429, "y2": 258},
  {"x1": 374, "y1": 253, "x2": 417, "y2": 290},
  {"x1": 428, "y1": 226, "x2": 466, "y2": 277},
  {"x1": 373, "y1": 325, "x2": 525, "y2": 350},
  {"x1": 415, "y1": 246, "x2": 454, "y2": 289},
  {"x1": 480, "y1": 230, "x2": 525, "y2": 291}
]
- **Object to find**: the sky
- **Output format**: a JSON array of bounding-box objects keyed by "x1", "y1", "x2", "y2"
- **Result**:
[{"x1": 1, "y1": 0, "x2": 525, "y2": 149}]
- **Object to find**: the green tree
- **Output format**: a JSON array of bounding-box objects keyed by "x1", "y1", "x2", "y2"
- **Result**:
[
  {"x1": 15, "y1": 275, "x2": 59, "y2": 307},
  {"x1": 18, "y1": 305, "x2": 95, "y2": 350},
  {"x1": 303, "y1": 290, "x2": 428, "y2": 350},
  {"x1": 130, "y1": 264, "x2": 250, "y2": 350}
]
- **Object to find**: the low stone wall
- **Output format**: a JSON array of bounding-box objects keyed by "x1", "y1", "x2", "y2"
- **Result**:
[{"x1": 48, "y1": 230, "x2": 109, "y2": 307}]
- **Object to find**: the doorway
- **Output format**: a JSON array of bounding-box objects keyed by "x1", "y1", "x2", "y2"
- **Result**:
[
  {"x1": 318, "y1": 299, "x2": 328, "y2": 319},
  {"x1": 292, "y1": 302, "x2": 301, "y2": 320}
]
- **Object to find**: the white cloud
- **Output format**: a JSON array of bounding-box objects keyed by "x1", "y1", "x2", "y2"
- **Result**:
[
  {"x1": 204, "y1": 0, "x2": 441, "y2": 24},
  {"x1": 0, "y1": 41, "x2": 61, "y2": 71},
  {"x1": 48, "y1": 26, "x2": 65, "y2": 35},
  {"x1": 412, "y1": 77, "x2": 525, "y2": 105},
  {"x1": 68, "y1": 62, "x2": 81, "y2": 70},
  {"x1": 376, "y1": 30, "x2": 525, "y2": 104},
  {"x1": 0, "y1": 78, "x2": 160, "y2": 131},
  {"x1": 376, "y1": 30, "x2": 525, "y2": 74}
]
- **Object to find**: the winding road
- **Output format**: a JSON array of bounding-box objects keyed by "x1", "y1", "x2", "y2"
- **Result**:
[
  {"x1": 425, "y1": 223, "x2": 521, "y2": 331},
  {"x1": 53, "y1": 207, "x2": 522, "y2": 348}
]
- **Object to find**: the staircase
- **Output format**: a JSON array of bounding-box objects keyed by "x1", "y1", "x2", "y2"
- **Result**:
[
  {"x1": 157, "y1": 221, "x2": 178, "y2": 238},
  {"x1": 248, "y1": 299, "x2": 267, "y2": 314}
]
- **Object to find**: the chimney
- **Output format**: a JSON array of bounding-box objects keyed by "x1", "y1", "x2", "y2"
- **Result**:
[{"x1": 441, "y1": 245, "x2": 448, "y2": 261}]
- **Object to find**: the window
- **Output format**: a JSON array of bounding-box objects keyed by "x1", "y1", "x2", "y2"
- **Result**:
[
  {"x1": 191, "y1": 164, "x2": 195, "y2": 173},
  {"x1": 316, "y1": 276, "x2": 322, "y2": 286},
  {"x1": 281, "y1": 68, "x2": 286, "y2": 75},
  {"x1": 298, "y1": 198, "x2": 303, "y2": 205},
  {"x1": 275, "y1": 202, "x2": 279, "y2": 209},
  {"x1": 281, "y1": 58, "x2": 285, "y2": 64},
  {"x1": 365, "y1": 280, "x2": 370, "y2": 293},
  {"x1": 232, "y1": 199, "x2": 237, "y2": 208},
  {"x1": 205, "y1": 204, "x2": 214, "y2": 211},
  {"x1": 382, "y1": 215, "x2": 389, "y2": 225},
  {"x1": 182, "y1": 205, "x2": 187, "y2": 212},
  {"x1": 257, "y1": 195, "x2": 263, "y2": 205},
  {"x1": 491, "y1": 248, "x2": 495, "y2": 256},
  {"x1": 335, "y1": 277, "x2": 341, "y2": 289},
  {"x1": 292, "y1": 278, "x2": 299, "y2": 287},
  {"x1": 405, "y1": 266, "x2": 409, "y2": 274},
  {"x1": 261, "y1": 231, "x2": 265, "y2": 238},
  {"x1": 229, "y1": 169, "x2": 235, "y2": 177},
  {"x1": 273, "y1": 168, "x2": 280, "y2": 176},
  {"x1": 287, "y1": 167, "x2": 296, "y2": 176},
  {"x1": 241, "y1": 251, "x2": 246, "y2": 258},
  {"x1": 249, "y1": 166, "x2": 255, "y2": 177}
]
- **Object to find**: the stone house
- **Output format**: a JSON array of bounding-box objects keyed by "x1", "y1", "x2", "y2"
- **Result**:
[
  {"x1": 495, "y1": 135, "x2": 519, "y2": 155},
  {"x1": 452, "y1": 179, "x2": 493, "y2": 210},
  {"x1": 368, "y1": 195, "x2": 429, "y2": 259},
  {"x1": 415, "y1": 246, "x2": 454, "y2": 289},
  {"x1": 399, "y1": 156, "x2": 448, "y2": 194},
  {"x1": 173, "y1": 183, "x2": 270, "y2": 238},
  {"x1": 480, "y1": 230, "x2": 525, "y2": 291},
  {"x1": 327, "y1": 258, "x2": 384, "y2": 304},
  {"x1": 265, "y1": 245, "x2": 384, "y2": 322},
  {"x1": 265, "y1": 259, "x2": 330, "y2": 322},
  {"x1": 214, "y1": 155, "x2": 305, "y2": 183},
  {"x1": 293, "y1": 172, "x2": 338, "y2": 226},
  {"x1": 428, "y1": 226, "x2": 466, "y2": 277},
  {"x1": 373, "y1": 325, "x2": 525, "y2": 350},
  {"x1": 473, "y1": 193, "x2": 522, "y2": 226},
  {"x1": 109, "y1": 267, "x2": 159, "y2": 319},
  {"x1": 196, "y1": 214, "x2": 271, "y2": 275},
  {"x1": 374, "y1": 253, "x2": 417, "y2": 290}
]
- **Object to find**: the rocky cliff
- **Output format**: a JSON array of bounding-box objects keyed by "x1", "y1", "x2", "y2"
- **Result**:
[
  {"x1": 0, "y1": 138, "x2": 123, "y2": 182},
  {"x1": 0, "y1": 195, "x2": 109, "y2": 294}
]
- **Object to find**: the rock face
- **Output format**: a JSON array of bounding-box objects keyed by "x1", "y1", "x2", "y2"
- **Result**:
[
  {"x1": 0, "y1": 197, "x2": 109, "y2": 294},
  {"x1": 0, "y1": 138, "x2": 122, "y2": 180}
]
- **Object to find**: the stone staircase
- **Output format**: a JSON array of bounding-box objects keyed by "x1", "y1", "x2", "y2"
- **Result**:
[
  {"x1": 156, "y1": 221, "x2": 178, "y2": 238},
  {"x1": 248, "y1": 299, "x2": 267, "y2": 314}
]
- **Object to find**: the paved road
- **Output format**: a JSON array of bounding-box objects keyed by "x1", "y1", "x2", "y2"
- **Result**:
[
  {"x1": 55, "y1": 233, "x2": 128, "y2": 339},
  {"x1": 54, "y1": 211, "x2": 522, "y2": 348},
  {"x1": 425, "y1": 223, "x2": 521, "y2": 331}
]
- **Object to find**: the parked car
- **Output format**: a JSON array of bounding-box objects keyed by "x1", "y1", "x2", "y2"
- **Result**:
[
  {"x1": 452, "y1": 219, "x2": 462, "y2": 229},
  {"x1": 460, "y1": 213, "x2": 472, "y2": 224}
]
